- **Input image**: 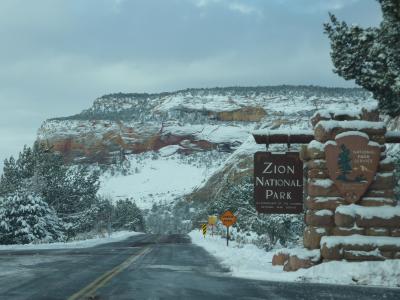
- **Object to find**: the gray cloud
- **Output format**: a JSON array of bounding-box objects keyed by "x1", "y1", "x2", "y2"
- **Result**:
[{"x1": 0, "y1": 0, "x2": 381, "y2": 170}]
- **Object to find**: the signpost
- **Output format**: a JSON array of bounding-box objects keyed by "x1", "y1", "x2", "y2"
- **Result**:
[
  {"x1": 202, "y1": 224, "x2": 207, "y2": 238},
  {"x1": 254, "y1": 151, "x2": 303, "y2": 214},
  {"x1": 220, "y1": 211, "x2": 237, "y2": 246},
  {"x1": 208, "y1": 215, "x2": 217, "y2": 236}
]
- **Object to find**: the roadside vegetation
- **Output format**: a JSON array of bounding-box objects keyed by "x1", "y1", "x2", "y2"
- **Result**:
[{"x1": 0, "y1": 142, "x2": 145, "y2": 244}]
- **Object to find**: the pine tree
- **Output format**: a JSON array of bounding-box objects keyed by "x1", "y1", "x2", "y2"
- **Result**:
[
  {"x1": 0, "y1": 156, "x2": 20, "y2": 196},
  {"x1": 337, "y1": 144, "x2": 352, "y2": 181},
  {"x1": 94, "y1": 196, "x2": 114, "y2": 234},
  {"x1": 0, "y1": 189, "x2": 64, "y2": 244},
  {"x1": 113, "y1": 199, "x2": 145, "y2": 232},
  {"x1": 53, "y1": 166, "x2": 100, "y2": 238},
  {"x1": 0, "y1": 142, "x2": 102, "y2": 239},
  {"x1": 324, "y1": 0, "x2": 400, "y2": 116},
  {"x1": 17, "y1": 145, "x2": 35, "y2": 179}
]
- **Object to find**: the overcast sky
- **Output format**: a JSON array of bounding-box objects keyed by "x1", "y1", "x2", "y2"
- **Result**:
[{"x1": 0, "y1": 0, "x2": 382, "y2": 169}]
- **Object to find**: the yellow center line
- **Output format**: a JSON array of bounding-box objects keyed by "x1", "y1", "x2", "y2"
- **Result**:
[{"x1": 68, "y1": 246, "x2": 152, "y2": 300}]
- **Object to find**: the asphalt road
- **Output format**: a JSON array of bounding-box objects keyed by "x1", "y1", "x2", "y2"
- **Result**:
[{"x1": 0, "y1": 234, "x2": 399, "y2": 300}]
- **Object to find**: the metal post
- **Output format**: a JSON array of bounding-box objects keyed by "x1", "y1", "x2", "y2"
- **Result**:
[
  {"x1": 107, "y1": 207, "x2": 112, "y2": 237},
  {"x1": 226, "y1": 226, "x2": 229, "y2": 247}
]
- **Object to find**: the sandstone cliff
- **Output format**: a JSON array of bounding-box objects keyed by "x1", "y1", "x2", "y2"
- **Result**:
[{"x1": 38, "y1": 86, "x2": 370, "y2": 166}]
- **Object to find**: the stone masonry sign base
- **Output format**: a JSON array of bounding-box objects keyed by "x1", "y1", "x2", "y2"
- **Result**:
[{"x1": 253, "y1": 107, "x2": 400, "y2": 272}]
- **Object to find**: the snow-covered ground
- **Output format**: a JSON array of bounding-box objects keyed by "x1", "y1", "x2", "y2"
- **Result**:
[
  {"x1": 189, "y1": 230, "x2": 400, "y2": 288},
  {"x1": 0, "y1": 231, "x2": 141, "y2": 251},
  {"x1": 99, "y1": 151, "x2": 228, "y2": 209}
]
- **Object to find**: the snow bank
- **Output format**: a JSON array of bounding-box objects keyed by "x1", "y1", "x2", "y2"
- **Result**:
[
  {"x1": 300, "y1": 259, "x2": 400, "y2": 287},
  {"x1": 275, "y1": 248, "x2": 321, "y2": 262},
  {"x1": 189, "y1": 230, "x2": 301, "y2": 282},
  {"x1": 0, "y1": 231, "x2": 142, "y2": 251},
  {"x1": 190, "y1": 230, "x2": 400, "y2": 287}
]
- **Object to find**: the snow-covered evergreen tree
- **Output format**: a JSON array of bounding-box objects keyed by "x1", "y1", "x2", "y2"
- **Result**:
[
  {"x1": 0, "y1": 189, "x2": 64, "y2": 244},
  {"x1": 324, "y1": 0, "x2": 400, "y2": 116},
  {"x1": 113, "y1": 199, "x2": 145, "y2": 232},
  {"x1": 0, "y1": 142, "x2": 102, "y2": 240},
  {"x1": 0, "y1": 156, "x2": 20, "y2": 196}
]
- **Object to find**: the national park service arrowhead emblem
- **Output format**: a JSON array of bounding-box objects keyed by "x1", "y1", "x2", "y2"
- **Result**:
[{"x1": 324, "y1": 131, "x2": 381, "y2": 203}]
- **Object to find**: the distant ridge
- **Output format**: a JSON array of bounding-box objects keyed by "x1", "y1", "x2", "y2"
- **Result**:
[
  {"x1": 50, "y1": 85, "x2": 369, "y2": 122},
  {"x1": 96, "y1": 84, "x2": 365, "y2": 100}
]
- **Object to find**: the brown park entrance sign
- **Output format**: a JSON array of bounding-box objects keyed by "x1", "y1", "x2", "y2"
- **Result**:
[
  {"x1": 325, "y1": 132, "x2": 380, "y2": 203},
  {"x1": 254, "y1": 152, "x2": 303, "y2": 214}
]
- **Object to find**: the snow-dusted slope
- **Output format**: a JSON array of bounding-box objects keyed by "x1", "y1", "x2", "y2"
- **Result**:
[
  {"x1": 98, "y1": 150, "x2": 228, "y2": 209},
  {"x1": 36, "y1": 86, "x2": 377, "y2": 209}
]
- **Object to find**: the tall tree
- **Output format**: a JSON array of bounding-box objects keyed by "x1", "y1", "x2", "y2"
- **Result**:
[
  {"x1": 324, "y1": 0, "x2": 400, "y2": 116},
  {"x1": 0, "y1": 142, "x2": 101, "y2": 239},
  {"x1": 0, "y1": 156, "x2": 20, "y2": 195},
  {"x1": 0, "y1": 189, "x2": 64, "y2": 244},
  {"x1": 113, "y1": 199, "x2": 145, "y2": 232}
]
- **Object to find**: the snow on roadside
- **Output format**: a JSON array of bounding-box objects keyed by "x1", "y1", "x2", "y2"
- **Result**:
[
  {"x1": 189, "y1": 230, "x2": 400, "y2": 288},
  {"x1": 189, "y1": 230, "x2": 301, "y2": 282},
  {"x1": 0, "y1": 231, "x2": 142, "y2": 251}
]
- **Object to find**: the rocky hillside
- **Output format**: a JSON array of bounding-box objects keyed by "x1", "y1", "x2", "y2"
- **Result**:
[
  {"x1": 38, "y1": 86, "x2": 372, "y2": 164},
  {"x1": 36, "y1": 86, "x2": 376, "y2": 211}
]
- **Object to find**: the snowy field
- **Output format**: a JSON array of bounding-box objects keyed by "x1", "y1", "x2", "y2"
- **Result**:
[
  {"x1": 0, "y1": 231, "x2": 141, "y2": 251},
  {"x1": 99, "y1": 151, "x2": 228, "y2": 209},
  {"x1": 189, "y1": 230, "x2": 400, "y2": 288}
]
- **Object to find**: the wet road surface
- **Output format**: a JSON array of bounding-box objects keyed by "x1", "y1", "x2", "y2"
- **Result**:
[{"x1": 0, "y1": 234, "x2": 399, "y2": 300}]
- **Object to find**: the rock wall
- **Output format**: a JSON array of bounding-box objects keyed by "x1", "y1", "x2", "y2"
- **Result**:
[
  {"x1": 274, "y1": 108, "x2": 400, "y2": 271},
  {"x1": 37, "y1": 119, "x2": 245, "y2": 164},
  {"x1": 36, "y1": 87, "x2": 373, "y2": 165}
]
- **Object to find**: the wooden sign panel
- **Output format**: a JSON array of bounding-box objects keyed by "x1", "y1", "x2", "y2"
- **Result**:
[
  {"x1": 220, "y1": 211, "x2": 237, "y2": 227},
  {"x1": 254, "y1": 152, "x2": 303, "y2": 214},
  {"x1": 325, "y1": 132, "x2": 380, "y2": 203}
]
